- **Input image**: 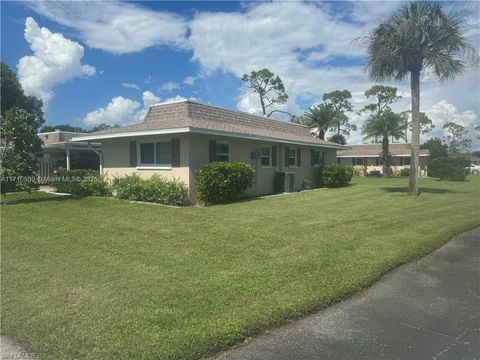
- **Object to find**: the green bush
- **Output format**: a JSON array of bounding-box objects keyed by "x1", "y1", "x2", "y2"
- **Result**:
[
  {"x1": 368, "y1": 170, "x2": 382, "y2": 177},
  {"x1": 428, "y1": 157, "x2": 469, "y2": 181},
  {"x1": 111, "y1": 174, "x2": 188, "y2": 206},
  {"x1": 399, "y1": 168, "x2": 410, "y2": 177},
  {"x1": 196, "y1": 162, "x2": 255, "y2": 204},
  {"x1": 351, "y1": 167, "x2": 363, "y2": 176},
  {"x1": 53, "y1": 169, "x2": 109, "y2": 196},
  {"x1": 322, "y1": 164, "x2": 353, "y2": 188}
]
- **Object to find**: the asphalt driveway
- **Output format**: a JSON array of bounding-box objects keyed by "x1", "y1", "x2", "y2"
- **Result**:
[{"x1": 214, "y1": 228, "x2": 480, "y2": 360}]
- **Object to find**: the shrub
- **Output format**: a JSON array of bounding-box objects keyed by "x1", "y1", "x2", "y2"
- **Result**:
[
  {"x1": 111, "y1": 174, "x2": 188, "y2": 206},
  {"x1": 428, "y1": 157, "x2": 469, "y2": 181},
  {"x1": 111, "y1": 174, "x2": 143, "y2": 201},
  {"x1": 399, "y1": 168, "x2": 410, "y2": 177},
  {"x1": 196, "y1": 162, "x2": 255, "y2": 204},
  {"x1": 53, "y1": 169, "x2": 108, "y2": 196},
  {"x1": 322, "y1": 164, "x2": 353, "y2": 188},
  {"x1": 302, "y1": 178, "x2": 313, "y2": 190},
  {"x1": 351, "y1": 167, "x2": 363, "y2": 176}
]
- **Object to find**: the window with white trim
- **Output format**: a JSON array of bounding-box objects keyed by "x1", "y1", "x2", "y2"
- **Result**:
[
  {"x1": 287, "y1": 148, "x2": 296, "y2": 166},
  {"x1": 216, "y1": 142, "x2": 229, "y2": 161},
  {"x1": 139, "y1": 141, "x2": 171, "y2": 166},
  {"x1": 260, "y1": 146, "x2": 271, "y2": 166}
]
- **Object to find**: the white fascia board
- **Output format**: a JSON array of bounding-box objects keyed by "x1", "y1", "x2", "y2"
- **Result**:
[
  {"x1": 71, "y1": 127, "x2": 190, "y2": 141},
  {"x1": 188, "y1": 127, "x2": 347, "y2": 150}
]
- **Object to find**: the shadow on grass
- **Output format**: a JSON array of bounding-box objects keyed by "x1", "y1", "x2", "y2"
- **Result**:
[
  {"x1": 381, "y1": 187, "x2": 459, "y2": 195},
  {"x1": 1, "y1": 193, "x2": 83, "y2": 205}
]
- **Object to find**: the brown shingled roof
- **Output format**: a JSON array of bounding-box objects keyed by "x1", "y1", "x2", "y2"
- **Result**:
[
  {"x1": 79, "y1": 100, "x2": 345, "y2": 148},
  {"x1": 337, "y1": 144, "x2": 429, "y2": 157},
  {"x1": 38, "y1": 131, "x2": 88, "y2": 145}
]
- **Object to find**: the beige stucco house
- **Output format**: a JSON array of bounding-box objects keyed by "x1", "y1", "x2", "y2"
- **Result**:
[
  {"x1": 337, "y1": 143, "x2": 429, "y2": 176},
  {"x1": 72, "y1": 100, "x2": 346, "y2": 199}
]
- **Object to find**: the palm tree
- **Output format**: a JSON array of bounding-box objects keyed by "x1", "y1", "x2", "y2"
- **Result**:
[
  {"x1": 303, "y1": 103, "x2": 336, "y2": 140},
  {"x1": 364, "y1": 2, "x2": 472, "y2": 195},
  {"x1": 362, "y1": 110, "x2": 405, "y2": 176}
]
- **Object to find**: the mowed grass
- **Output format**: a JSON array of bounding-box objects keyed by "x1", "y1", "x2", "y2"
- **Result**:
[{"x1": 1, "y1": 176, "x2": 479, "y2": 359}]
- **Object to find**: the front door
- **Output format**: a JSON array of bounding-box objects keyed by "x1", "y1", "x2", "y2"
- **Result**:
[{"x1": 284, "y1": 173, "x2": 295, "y2": 192}]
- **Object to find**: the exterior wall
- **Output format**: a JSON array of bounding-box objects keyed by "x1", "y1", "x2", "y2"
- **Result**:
[
  {"x1": 101, "y1": 134, "x2": 190, "y2": 186},
  {"x1": 101, "y1": 133, "x2": 338, "y2": 199},
  {"x1": 188, "y1": 134, "x2": 337, "y2": 197},
  {"x1": 338, "y1": 156, "x2": 429, "y2": 177}
]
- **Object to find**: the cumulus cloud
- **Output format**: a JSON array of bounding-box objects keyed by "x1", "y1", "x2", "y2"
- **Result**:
[
  {"x1": 27, "y1": 1, "x2": 188, "y2": 54},
  {"x1": 159, "y1": 81, "x2": 180, "y2": 92},
  {"x1": 82, "y1": 91, "x2": 192, "y2": 127},
  {"x1": 121, "y1": 82, "x2": 140, "y2": 90},
  {"x1": 17, "y1": 17, "x2": 95, "y2": 105},
  {"x1": 83, "y1": 96, "x2": 140, "y2": 127}
]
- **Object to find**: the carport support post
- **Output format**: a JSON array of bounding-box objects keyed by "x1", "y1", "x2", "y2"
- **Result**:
[{"x1": 66, "y1": 145, "x2": 71, "y2": 170}]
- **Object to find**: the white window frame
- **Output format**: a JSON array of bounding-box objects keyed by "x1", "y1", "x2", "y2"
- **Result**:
[
  {"x1": 216, "y1": 141, "x2": 230, "y2": 162},
  {"x1": 260, "y1": 145, "x2": 272, "y2": 167},
  {"x1": 137, "y1": 140, "x2": 172, "y2": 170},
  {"x1": 311, "y1": 150, "x2": 323, "y2": 167},
  {"x1": 287, "y1": 148, "x2": 297, "y2": 167}
]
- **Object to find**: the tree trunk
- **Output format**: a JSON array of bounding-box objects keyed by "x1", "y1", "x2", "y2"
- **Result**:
[
  {"x1": 319, "y1": 129, "x2": 325, "y2": 140},
  {"x1": 382, "y1": 134, "x2": 392, "y2": 176},
  {"x1": 409, "y1": 70, "x2": 421, "y2": 196},
  {"x1": 259, "y1": 94, "x2": 266, "y2": 116}
]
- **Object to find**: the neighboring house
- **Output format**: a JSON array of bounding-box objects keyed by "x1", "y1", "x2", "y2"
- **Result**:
[
  {"x1": 37, "y1": 131, "x2": 101, "y2": 177},
  {"x1": 448, "y1": 153, "x2": 480, "y2": 165},
  {"x1": 337, "y1": 143, "x2": 429, "y2": 176},
  {"x1": 72, "y1": 100, "x2": 346, "y2": 198}
]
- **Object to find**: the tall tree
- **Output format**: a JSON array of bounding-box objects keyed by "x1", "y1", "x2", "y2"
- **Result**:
[
  {"x1": 443, "y1": 122, "x2": 472, "y2": 153},
  {"x1": 303, "y1": 103, "x2": 336, "y2": 140},
  {"x1": 323, "y1": 90, "x2": 356, "y2": 135},
  {"x1": 241, "y1": 68, "x2": 289, "y2": 117},
  {"x1": 1, "y1": 62, "x2": 44, "y2": 127},
  {"x1": 420, "y1": 138, "x2": 448, "y2": 160},
  {"x1": 40, "y1": 124, "x2": 87, "y2": 133},
  {"x1": 364, "y1": 2, "x2": 472, "y2": 195},
  {"x1": 359, "y1": 85, "x2": 401, "y2": 143},
  {"x1": 362, "y1": 109, "x2": 405, "y2": 176},
  {"x1": 400, "y1": 111, "x2": 435, "y2": 142}
]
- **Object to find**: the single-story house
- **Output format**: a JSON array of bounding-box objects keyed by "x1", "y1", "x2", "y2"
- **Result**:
[
  {"x1": 337, "y1": 143, "x2": 429, "y2": 176},
  {"x1": 448, "y1": 153, "x2": 480, "y2": 165},
  {"x1": 37, "y1": 131, "x2": 101, "y2": 177},
  {"x1": 72, "y1": 100, "x2": 346, "y2": 198}
]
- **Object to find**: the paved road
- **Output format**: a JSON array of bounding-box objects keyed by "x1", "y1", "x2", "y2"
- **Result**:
[{"x1": 214, "y1": 228, "x2": 480, "y2": 360}]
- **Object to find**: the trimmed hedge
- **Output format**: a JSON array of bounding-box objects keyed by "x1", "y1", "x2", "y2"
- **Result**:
[
  {"x1": 322, "y1": 164, "x2": 353, "y2": 188},
  {"x1": 428, "y1": 157, "x2": 469, "y2": 181},
  {"x1": 196, "y1": 162, "x2": 255, "y2": 204},
  {"x1": 53, "y1": 169, "x2": 109, "y2": 196},
  {"x1": 399, "y1": 168, "x2": 410, "y2": 177},
  {"x1": 111, "y1": 174, "x2": 188, "y2": 206}
]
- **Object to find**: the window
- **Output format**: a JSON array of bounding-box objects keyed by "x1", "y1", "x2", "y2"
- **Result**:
[
  {"x1": 216, "y1": 142, "x2": 229, "y2": 161},
  {"x1": 288, "y1": 148, "x2": 296, "y2": 166},
  {"x1": 355, "y1": 157, "x2": 364, "y2": 166},
  {"x1": 403, "y1": 157, "x2": 411, "y2": 166},
  {"x1": 260, "y1": 146, "x2": 271, "y2": 166},
  {"x1": 311, "y1": 150, "x2": 323, "y2": 166},
  {"x1": 139, "y1": 141, "x2": 171, "y2": 166}
]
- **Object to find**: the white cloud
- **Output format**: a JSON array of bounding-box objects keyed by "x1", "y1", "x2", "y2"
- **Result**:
[
  {"x1": 17, "y1": 17, "x2": 95, "y2": 105},
  {"x1": 183, "y1": 76, "x2": 198, "y2": 86},
  {"x1": 121, "y1": 82, "x2": 140, "y2": 90},
  {"x1": 159, "y1": 81, "x2": 180, "y2": 92},
  {"x1": 135, "y1": 91, "x2": 162, "y2": 122},
  {"x1": 83, "y1": 97, "x2": 140, "y2": 127},
  {"x1": 27, "y1": 1, "x2": 188, "y2": 54}
]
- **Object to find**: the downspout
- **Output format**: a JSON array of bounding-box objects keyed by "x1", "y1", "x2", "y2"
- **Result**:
[
  {"x1": 87, "y1": 141, "x2": 103, "y2": 175},
  {"x1": 65, "y1": 143, "x2": 71, "y2": 170}
]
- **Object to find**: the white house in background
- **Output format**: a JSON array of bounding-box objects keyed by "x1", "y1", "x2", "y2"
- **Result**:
[{"x1": 337, "y1": 143, "x2": 429, "y2": 176}]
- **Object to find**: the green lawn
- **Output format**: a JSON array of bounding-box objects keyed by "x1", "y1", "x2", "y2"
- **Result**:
[{"x1": 2, "y1": 176, "x2": 479, "y2": 359}]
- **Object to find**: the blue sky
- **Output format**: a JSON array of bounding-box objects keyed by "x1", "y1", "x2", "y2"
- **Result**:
[{"x1": 2, "y1": 1, "x2": 479, "y2": 147}]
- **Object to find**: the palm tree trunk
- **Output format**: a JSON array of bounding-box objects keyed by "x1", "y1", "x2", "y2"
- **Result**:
[
  {"x1": 382, "y1": 134, "x2": 391, "y2": 176},
  {"x1": 409, "y1": 70, "x2": 421, "y2": 195}
]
